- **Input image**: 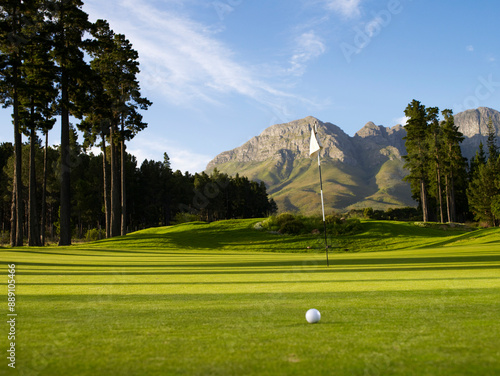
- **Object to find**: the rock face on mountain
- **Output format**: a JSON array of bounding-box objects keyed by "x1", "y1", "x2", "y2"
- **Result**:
[
  {"x1": 206, "y1": 108, "x2": 500, "y2": 214},
  {"x1": 455, "y1": 107, "x2": 500, "y2": 159}
]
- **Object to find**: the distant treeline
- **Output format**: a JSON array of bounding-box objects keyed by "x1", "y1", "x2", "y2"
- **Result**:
[
  {"x1": 0, "y1": 138, "x2": 277, "y2": 244},
  {"x1": 403, "y1": 100, "x2": 500, "y2": 226}
]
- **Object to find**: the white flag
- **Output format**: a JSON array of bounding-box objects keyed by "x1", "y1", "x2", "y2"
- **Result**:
[{"x1": 309, "y1": 128, "x2": 322, "y2": 159}]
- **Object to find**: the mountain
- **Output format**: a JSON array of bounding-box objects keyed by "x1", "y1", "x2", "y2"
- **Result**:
[
  {"x1": 206, "y1": 108, "x2": 500, "y2": 214},
  {"x1": 455, "y1": 107, "x2": 500, "y2": 159}
]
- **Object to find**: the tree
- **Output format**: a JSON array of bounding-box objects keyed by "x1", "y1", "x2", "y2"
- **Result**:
[
  {"x1": 440, "y1": 109, "x2": 466, "y2": 223},
  {"x1": 19, "y1": 0, "x2": 57, "y2": 246},
  {"x1": 0, "y1": 0, "x2": 28, "y2": 246},
  {"x1": 87, "y1": 20, "x2": 151, "y2": 237},
  {"x1": 468, "y1": 118, "x2": 500, "y2": 226},
  {"x1": 426, "y1": 106, "x2": 444, "y2": 222},
  {"x1": 468, "y1": 162, "x2": 498, "y2": 226},
  {"x1": 49, "y1": 0, "x2": 91, "y2": 245},
  {"x1": 403, "y1": 100, "x2": 430, "y2": 222},
  {"x1": 486, "y1": 117, "x2": 499, "y2": 162}
]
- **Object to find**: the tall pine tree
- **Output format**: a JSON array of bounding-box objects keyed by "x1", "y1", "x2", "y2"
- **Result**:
[
  {"x1": 87, "y1": 20, "x2": 150, "y2": 237},
  {"x1": 0, "y1": 0, "x2": 28, "y2": 246},
  {"x1": 440, "y1": 109, "x2": 466, "y2": 223},
  {"x1": 49, "y1": 0, "x2": 91, "y2": 245},
  {"x1": 403, "y1": 100, "x2": 430, "y2": 222}
]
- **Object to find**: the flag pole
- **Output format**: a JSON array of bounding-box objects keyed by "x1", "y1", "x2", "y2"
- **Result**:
[
  {"x1": 310, "y1": 123, "x2": 329, "y2": 267},
  {"x1": 317, "y1": 142, "x2": 329, "y2": 267}
]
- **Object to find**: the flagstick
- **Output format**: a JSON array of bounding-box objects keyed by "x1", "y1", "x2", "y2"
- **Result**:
[{"x1": 317, "y1": 152, "x2": 329, "y2": 267}]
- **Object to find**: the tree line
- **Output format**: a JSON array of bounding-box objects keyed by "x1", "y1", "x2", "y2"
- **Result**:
[
  {"x1": 0, "y1": 0, "x2": 276, "y2": 247},
  {"x1": 403, "y1": 99, "x2": 500, "y2": 226},
  {"x1": 0, "y1": 137, "x2": 277, "y2": 244}
]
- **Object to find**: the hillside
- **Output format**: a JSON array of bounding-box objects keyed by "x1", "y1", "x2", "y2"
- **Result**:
[
  {"x1": 206, "y1": 108, "x2": 500, "y2": 214},
  {"x1": 84, "y1": 218, "x2": 499, "y2": 254}
]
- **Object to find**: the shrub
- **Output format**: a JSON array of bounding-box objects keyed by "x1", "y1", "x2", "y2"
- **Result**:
[
  {"x1": 363, "y1": 207, "x2": 374, "y2": 219},
  {"x1": 174, "y1": 212, "x2": 201, "y2": 224},
  {"x1": 275, "y1": 213, "x2": 296, "y2": 226},
  {"x1": 279, "y1": 219, "x2": 305, "y2": 235},
  {"x1": 85, "y1": 228, "x2": 106, "y2": 242},
  {"x1": 260, "y1": 213, "x2": 362, "y2": 236},
  {"x1": 327, "y1": 216, "x2": 362, "y2": 236},
  {"x1": 0, "y1": 231, "x2": 9, "y2": 246},
  {"x1": 261, "y1": 216, "x2": 280, "y2": 232}
]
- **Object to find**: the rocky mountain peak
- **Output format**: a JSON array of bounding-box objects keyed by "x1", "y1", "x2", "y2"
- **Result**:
[
  {"x1": 455, "y1": 107, "x2": 500, "y2": 137},
  {"x1": 454, "y1": 107, "x2": 500, "y2": 159}
]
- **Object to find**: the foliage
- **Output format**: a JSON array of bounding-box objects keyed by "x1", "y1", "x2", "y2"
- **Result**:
[
  {"x1": 173, "y1": 212, "x2": 201, "y2": 224},
  {"x1": 260, "y1": 213, "x2": 361, "y2": 236},
  {"x1": 84, "y1": 228, "x2": 106, "y2": 242},
  {"x1": 363, "y1": 206, "x2": 422, "y2": 221},
  {"x1": 403, "y1": 101, "x2": 469, "y2": 224}
]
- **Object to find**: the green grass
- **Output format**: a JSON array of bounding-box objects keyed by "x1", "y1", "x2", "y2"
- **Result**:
[{"x1": 1, "y1": 219, "x2": 499, "y2": 375}]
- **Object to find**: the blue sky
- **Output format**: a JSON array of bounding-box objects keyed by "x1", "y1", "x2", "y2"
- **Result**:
[{"x1": 1, "y1": 0, "x2": 499, "y2": 173}]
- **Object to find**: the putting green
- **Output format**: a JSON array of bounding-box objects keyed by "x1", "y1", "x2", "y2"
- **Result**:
[{"x1": 1, "y1": 220, "x2": 499, "y2": 375}]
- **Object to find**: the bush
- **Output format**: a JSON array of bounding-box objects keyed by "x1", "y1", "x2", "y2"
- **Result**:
[
  {"x1": 260, "y1": 213, "x2": 362, "y2": 236},
  {"x1": 279, "y1": 218, "x2": 305, "y2": 235},
  {"x1": 85, "y1": 228, "x2": 106, "y2": 242},
  {"x1": 276, "y1": 213, "x2": 296, "y2": 226},
  {"x1": 173, "y1": 212, "x2": 201, "y2": 224},
  {"x1": 386, "y1": 207, "x2": 421, "y2": 221},
  {"x1": 326, "y1": 214, "x2": 362, "y2": 235},
  {"x1": 0, "y1": 231, "x2": 9, "y2": 246},
  {"x1": 261, "y1": 216, "x2": 280, "y2": 232}
]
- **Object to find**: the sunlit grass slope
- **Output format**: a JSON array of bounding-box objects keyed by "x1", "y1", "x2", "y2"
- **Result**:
[
  {"x1": 1, "y1": 220, "x2": 499, "y2": 375},
  {"x1": 86, "y1": 218, "x2": 497, "y2": 253}
]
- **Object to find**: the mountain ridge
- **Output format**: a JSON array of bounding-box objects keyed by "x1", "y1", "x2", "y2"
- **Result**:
[{"x1": 206, "y1": 107, "x2": 500, "y2": 214}]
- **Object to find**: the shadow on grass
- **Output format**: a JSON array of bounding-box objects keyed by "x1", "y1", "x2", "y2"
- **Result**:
[
  {"x1": 14, "y1": 254, "x2": 500, "y2": 269},
  {"x1": 18, "y1": 288, "x2": 500, "y2": 304},
  {"x1": 23, "y1": 276, "x2": 500, "y2": 286},
  {"x1": 16, "y1": 253, "x2": 500, "y2": 276}
]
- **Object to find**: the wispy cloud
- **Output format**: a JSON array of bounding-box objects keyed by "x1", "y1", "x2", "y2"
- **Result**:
[
  {"x1": 325, "y1": 0, "x2": 363, "y2": 18},
  {"x1": 288, "y1": 31, "x2": 326, "y2": 76},
  {"x1": 466, "y1": 45, "x2": 474, "y2": 52},
  {"x1": 84, "y1": 0, "x2": 302, "y2": 111}
]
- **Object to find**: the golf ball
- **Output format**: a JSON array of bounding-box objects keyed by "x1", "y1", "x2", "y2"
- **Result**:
[{"x1": 305, "y1": 308, "x2": 321, "y2": 323}]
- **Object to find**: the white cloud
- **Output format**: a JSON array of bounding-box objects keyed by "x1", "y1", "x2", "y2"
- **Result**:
[
  {"x1": 325, "y1": 0, "x2": 363, "y2": 18},
  {"x1": 394, "y1": 116, "x2": 409, "y2": 126},
  {"x1": 289, "y1": 31, "x2": 326, "y2": 76},
  {"x1": 466, "y1": 45, "x2": 474, "y2": 52},
  {"x1": 127, "y1": 136, "x2": 212, "y2": 173}
]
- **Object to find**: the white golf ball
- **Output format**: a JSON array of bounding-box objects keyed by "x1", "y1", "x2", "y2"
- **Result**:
[{"x1": 305, "y1": 308, "x2": 321, "y2": 323}]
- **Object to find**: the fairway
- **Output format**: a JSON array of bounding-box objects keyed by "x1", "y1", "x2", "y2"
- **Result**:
[{"x1": 1, "y1": 220, "x2": 500, "y2": 375}]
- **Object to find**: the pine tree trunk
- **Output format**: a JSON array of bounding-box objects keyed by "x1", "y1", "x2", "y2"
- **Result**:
[
  {"x1": 59, "y1": 70, "x2": 71, "y2": 246},
  {"x1": 29, "y1": 125, "x2": 41, "y2": 246},
  {"x1": 420, "y1": 179, "x2": 429, "y2": 222},
  {"x1": 110, "y1": 125, "x2": 120, "y2": 237},
  {"x1": 436, "y1": 167, "x2": 444, "y2": 223},
  {"x1": 120, "y1": 119, "x2": 127, "y2": 236},
  {"x1": 41, "y1": 132, "x2": 48, "y2": 246},
  {"x1": 10, "y1": 188, "x2": 16, "y2": 247},
  {"x1": 448, "y1": 174, "x2": 456, "y2": 223},
  {"x1": 102, "y1": 132, "x2": 110, "y2": 238},
  {"x1": 13, "y1": 71, "x2": 23, "y2": 247}
]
